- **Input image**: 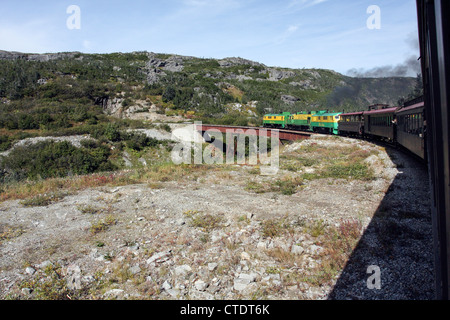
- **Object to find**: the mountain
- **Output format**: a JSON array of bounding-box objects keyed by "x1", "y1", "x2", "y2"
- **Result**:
[
  {"x1": 0, "y1": 50, "x2": 417, "y2": 131},
  {"x1": 0, "y1": 50, "x2": 419, "y2": 184}
]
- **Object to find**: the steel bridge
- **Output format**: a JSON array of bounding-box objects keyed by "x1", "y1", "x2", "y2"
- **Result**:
[{"x1": 194, "y1": 124, "x2": 312, "y2": 142}]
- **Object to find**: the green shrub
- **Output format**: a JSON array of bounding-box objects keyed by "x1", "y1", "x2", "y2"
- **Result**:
[
  {"x1": 123, "y1": 132, "x2": 159, "y2": 151},
  {"x1": 0, "y1": 141, "x2": 116, "y2": 182},
  {"x1": 0, "y1": 135, "x2": 12, "y2": 151},
  {"x1": 158, "y1": 124, "x2": 172, "y2": 133},
  {"x1": 103, "y1": 123, "x2": 121, "y2": 142}
]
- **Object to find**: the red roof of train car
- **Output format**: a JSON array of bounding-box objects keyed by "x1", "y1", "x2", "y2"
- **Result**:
[
  {"x1": 363, "y1": 107, "x2": 399, "y2": 115},
  {"x1": 340, "y1": 111, "x2": 364, "y2": 116},
  {"x1": 396, "y1": 102, "x2": 425, "y2": 114}
]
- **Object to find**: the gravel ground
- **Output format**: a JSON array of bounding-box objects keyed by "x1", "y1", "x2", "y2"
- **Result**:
[
  {"x1": 328, "y1": 143, "x2": 434, "y2": 300},
  {"x1": 0, "y1": 133, "x2": 435, "y2": 300}
]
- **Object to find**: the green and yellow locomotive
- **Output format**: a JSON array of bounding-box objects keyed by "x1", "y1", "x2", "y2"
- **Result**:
[
  {"x1": 310, "y1": 111, "x2": 341, "y2": 135},
  {"x1": 262, "y1": 112, "x2": 291, "y2": 129},
  {"x1": 263, "y1": 110, "x2": 342, "y2": 134}
]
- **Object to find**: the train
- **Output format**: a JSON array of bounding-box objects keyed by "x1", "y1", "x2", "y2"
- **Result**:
[{"x1": 263, "y1": 96, "x2": 426, "y2": 160}]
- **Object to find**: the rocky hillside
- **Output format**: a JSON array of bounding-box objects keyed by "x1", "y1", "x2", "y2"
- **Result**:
[
  {"x1": 0, "y1": 50, "x2": 419, "y2": 185},
  {"x1": 0, "y1": 50, "x2": 416, "y2": 123}
]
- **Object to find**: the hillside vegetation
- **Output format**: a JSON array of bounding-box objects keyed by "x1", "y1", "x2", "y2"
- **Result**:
[
  {"x1": 0, "y1": 50, "x2": 417, "y2": 183},
  {"x1": 0, "y1": 51, "x2": 416, "y2": 128}
]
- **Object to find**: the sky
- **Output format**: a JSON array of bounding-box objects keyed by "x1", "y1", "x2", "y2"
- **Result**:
[{"x1": 0, "y1": 0, "x2": 421, "y2": 77}]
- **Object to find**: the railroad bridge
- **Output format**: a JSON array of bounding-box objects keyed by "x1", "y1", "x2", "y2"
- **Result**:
[{"x1": 194, "y1": 124, "x2": 312, "y2": 142}]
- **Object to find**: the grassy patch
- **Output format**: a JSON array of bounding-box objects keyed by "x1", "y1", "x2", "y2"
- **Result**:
[
  {"x1": 0, "y1": 160, "x2": 221, "y2": 204},
  {"x1": 260, "y1": 217, "x2": 292, "y2": 238},
  {"x1": 245, "y1": 176, "x2": 303, "y2": 196},
  {"x1": 245, "y1": 180, "x2": 267, "y2": 194},
  {"x1": 77, "y1": 204, "x2": 103, "y2": 215},
  {"x1": 18, "y1": 263, "x2": 86, "y2": 300},
  {"x1": 266, "y1": 248, "x2": 302, "y2": 266},
  {"x1": 183, "y1": 210, "x2": 224, "y2": 233},
  {"x1": 322, "y1": 162, "x2": 375, "y2": 181},
  {"x1": 20, "y1": 191, "x2": 69, "y2": 207},
  {"x1": 0, "y1": 224, "x2": 25, "y2": 243},
  {"x1": 303, "y1": 219, "x2": 327, "y2": 238},
  {"x1": 272, "y1": 177, "x2": 303, "y2": 195},
  {"x1": 89, "y1": 215, "x2": 117, "y2": 235},
  {"x1": 0, "y1": 171, "x2": 138, "y2": 203}
]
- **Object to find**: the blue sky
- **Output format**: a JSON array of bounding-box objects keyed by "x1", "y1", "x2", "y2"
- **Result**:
[{"x1": 0, "y1": 0, "x2": 420, "y2": 76}]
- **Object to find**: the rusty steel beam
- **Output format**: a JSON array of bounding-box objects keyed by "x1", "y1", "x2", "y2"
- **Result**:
[{"x1": 195, "y1": 124, "x2": 312, "y2": 141}]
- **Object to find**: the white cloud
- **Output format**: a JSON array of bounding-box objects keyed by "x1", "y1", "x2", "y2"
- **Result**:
[
  {"x1": 274, "y1": 24, "x2": 300, "y2": 44},
  {"x1": 181, "y1": 0, "x2": 240, "y2": 10},
  {"x1": 182, "y1": 0, "x2": 208, "y2": 6},
  {"x1": 287, "y1": 25, "x2": 299, "y2": 33},
  {"x1": 83, "y1": 40, "x2": 93, "y2": 50},
  {"x1": 288, "y1": 0, "x2": 328, "y2": 9}
]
